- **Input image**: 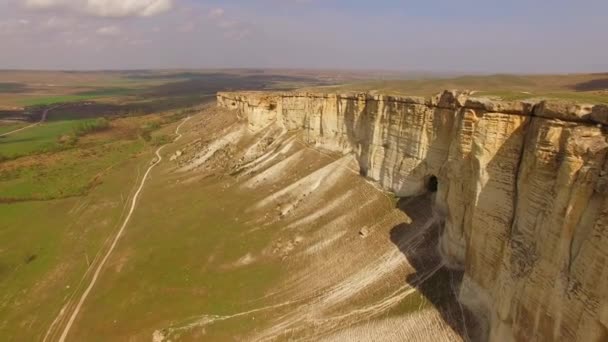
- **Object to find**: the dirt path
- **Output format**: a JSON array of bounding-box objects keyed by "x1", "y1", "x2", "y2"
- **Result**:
[
  {"x1": 43, "y1": 117, "x2": 191, "y2": 342},
  {"x1": 0, "y1": 107, "x2": 52, "y2": 137}
]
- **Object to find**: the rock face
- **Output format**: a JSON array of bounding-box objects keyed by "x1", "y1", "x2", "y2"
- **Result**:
[{"x1": 217, "y1": 91, "x2": 608, "y2": 342}]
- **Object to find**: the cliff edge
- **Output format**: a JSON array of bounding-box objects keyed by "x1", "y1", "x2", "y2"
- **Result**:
[{"x1": 217, "y1": 90, "x2": 608, "y2": 341}]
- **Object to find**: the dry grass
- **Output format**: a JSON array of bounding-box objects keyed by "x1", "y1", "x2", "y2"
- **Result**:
[{"x1": 307, "y1": 73, "x2": 608, "y2": 103}]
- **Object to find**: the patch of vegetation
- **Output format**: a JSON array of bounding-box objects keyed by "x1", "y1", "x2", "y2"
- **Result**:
[
  {"x1": 151, "y1": 134, "x2": 172, "y2": 146},
  {"x1": 0, "y1": 123, "x2": 27, "y2": 135},
  {"x1": 161, "y1": 107, "x2": 198, "y2": 124},
  {"x1": 65, "y1": 177, "x2": 282, "y2": 340},
  {"x1": 19, "y1": 95, "x2": 94, "y2": 106},
  {"x1": 0, "y1": 118, "x2": 114, "y2": 161},
  {"x1": 72, "y1": 118, "x2": 110, "y2": 137},
  {"x1": 75, "y1": 87, "x2": 137, "y2": 97},
  {"x1": 18, "y1": 86, "x2": 139, "y2": 107},
  {"x1": 0, "y1": 139, "x2": 144, "y2": 201},
  {"x1": 0, "y1": 120, "x2": 85, "y2": 159},
  {"x1": 0, "y1": 156, "x2": 151, "y2": 340},
  {"x1": 138, "y1": 121, "x2": 162, "y2": 141},
  {"x1": 0, "y1": 82, "x2": 27, "y2": 93}
]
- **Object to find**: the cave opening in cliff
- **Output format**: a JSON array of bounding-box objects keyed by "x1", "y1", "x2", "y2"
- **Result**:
[{"x1": 426, "y1": 175, "x2": 438, "y2": 193}]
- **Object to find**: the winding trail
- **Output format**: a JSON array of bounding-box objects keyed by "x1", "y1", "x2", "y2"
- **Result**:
[
  {"x1": 46, "y1": 117, "x2": 190, "y2": 342},
  {"x1": 0, "y1": 107, "x2": 52, "y2": 137}
]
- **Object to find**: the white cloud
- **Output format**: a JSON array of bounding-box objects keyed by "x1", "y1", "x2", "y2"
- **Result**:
[
  {"x1": 43, "y1": 16, "x2": 71, "y2": 29},
  {"x1": 177, "y1": 22, "x2": 195, "y2": 32},
  {"x1": 66, "y1": 36, "x2": 88, "y2": 45},
  {"x1": 0, "y1": 18, "x2": 30, "y2": 34},
  {"x1": 96, "y1": 25, "x2": 120, "y2": 35},
  {"x1": 223, "y1": 27, "x2": 251, "y2": 41},
  {"x1": 24, "y1": 0, "x2": 173, "y2": 17},
  {"x1": 208, "y1": 8, "x2": 224, "y2": 19},
  {"x1": 205, "y1": 7, "x2": 252, "y2": 41},
  {"x1": 218, "y1": 20, "x2": 237, "y2": 29}
]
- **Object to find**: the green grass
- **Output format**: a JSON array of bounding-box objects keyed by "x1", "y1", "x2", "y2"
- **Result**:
[
  {"x1": 0, "y1": 82, "x2": 26, "y2": 93},
  {"x1": 0, "y1": 120, "x2": 84, "y2": 159},
  {"x1": 0, "y1": 114, "x2": 168, "y2": 340},
  {"x1": 0, "y1": 123, "x2": 28, "y2": 135},
  {"x1": 19, "y1": 95, "x2": 94, "y2": 106},
  {"x1": 72, "y1": 118, "x2": 110, "y2": 136},
  {"x1": 0, "y1": 155, "x2": 153, "y2": 341},
  {"x1": 0, "y1": 118, "x2": 116, "y2": 161},
  {"x1": 18, "y1": 87, "x2": 138, "y2": 106},
  {"x1": 138, "y1": 120, "x2": 162, "y2": 141},
  {"x1": 76, "y1": 87, "x2": 137, "y2": 97},
  {"x1": 0, "y1": 139, "x2": 144, "y2": 201},
  {"x1": 65, "y1": 169, "x2": 282, "y2": 341},
  {"x1": 150, "y1": 134, "x2": 172, "y2": 146}
]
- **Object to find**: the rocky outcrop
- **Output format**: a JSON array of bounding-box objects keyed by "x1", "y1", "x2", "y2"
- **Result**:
[{"x1": 217, "y1": 90, "x2": 608, "y2": 342}]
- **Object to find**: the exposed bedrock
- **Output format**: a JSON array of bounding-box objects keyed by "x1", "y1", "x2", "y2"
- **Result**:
[{"x1": 217, "y1": 90, "x2": 608, "y2": 342}]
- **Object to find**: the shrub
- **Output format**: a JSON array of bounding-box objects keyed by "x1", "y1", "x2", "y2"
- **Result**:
[
  {"x1": 138, "y1": 121, "x2": 162, "y2": 142},
  {"x1": 139, "y1": 130, "x2": 152, "y2": 142},
  {"x1": 151, "y1": 134, "x2": 172, "y2": 146},
  {"x1": 73, "y1": 118, "x2": 110, "y2": 137},
  {"x1": 58, "y1": 134, "x2": 78, "y2": 146},
  {"x1": 142, "y1": 121, "x2": 161, "y2": 131}
]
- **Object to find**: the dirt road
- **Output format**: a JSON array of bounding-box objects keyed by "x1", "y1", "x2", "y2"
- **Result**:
[
  {"x1": 43, "y1": 117, "x2": 191, "y2": 342},
  {"x1": 0, "y1": 107, "x2": 51, "y2": 137}
]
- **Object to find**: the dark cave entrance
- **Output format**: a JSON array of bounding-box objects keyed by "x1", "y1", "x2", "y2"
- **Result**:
[{"x1": 426, "y1": 175, "x2": 438, "y2": 193}]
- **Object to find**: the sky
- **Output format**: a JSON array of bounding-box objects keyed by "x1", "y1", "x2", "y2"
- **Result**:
[{"x1": 0, "y1": 0, "x2": 607, "y2": 73}]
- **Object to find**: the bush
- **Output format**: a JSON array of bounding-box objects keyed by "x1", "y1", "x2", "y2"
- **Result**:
[
  {"x1": 58, "y1": 134, "x2": 78, "y2": 146},
  {"x1": 73, "y1": 118, "x2": 110, "y2": 137},
  {"x1": 139, "y1": 130, "x2": 152, "y2": 142},
  {"x1": 142, "y1": 121, "x2": 161, "y2": 131},
  {"x1": 151, "y1": 134, "x2": 172, "y2": 146},
  {"x1": 138, "y1": 121, "x2": 160, "y2": 142}
]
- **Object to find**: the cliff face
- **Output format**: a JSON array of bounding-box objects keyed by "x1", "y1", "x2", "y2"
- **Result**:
[{"x1": 217, "y1": 91, "x2": 608, "y2": 341}]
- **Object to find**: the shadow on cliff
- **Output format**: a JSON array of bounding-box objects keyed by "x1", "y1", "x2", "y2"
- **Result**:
[
  {"x1": 341, "y1": 97, "x2": 477, "y2": 339},
  {"x1": 386, "y1": 108, "x2": 530, "y2": 341},
  {"x1": 390, "y1": 193, "x2": 480, "y2": 341}
]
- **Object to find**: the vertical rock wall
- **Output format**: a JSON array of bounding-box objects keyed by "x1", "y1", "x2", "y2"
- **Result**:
[{"x1": 217, "y1": 91, "x2": 608, "y2": 341}]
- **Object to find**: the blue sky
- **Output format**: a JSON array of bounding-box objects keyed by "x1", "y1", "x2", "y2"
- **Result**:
[{"x1": 0, "y1": 0, "x2": 606, "y2": 72}]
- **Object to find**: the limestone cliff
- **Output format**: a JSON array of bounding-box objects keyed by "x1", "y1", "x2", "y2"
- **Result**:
[{"x1": 217, "y1": 90, "x2": 608, "y2": 342}]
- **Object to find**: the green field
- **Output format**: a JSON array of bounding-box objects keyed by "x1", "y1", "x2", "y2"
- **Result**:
[
  {"x1": 0, "y1": 140, "x2": 144, "y2": 201},
  {"x1": 18, "y1": 87, "x2": 138, "y2": 106},
  {"x1": 67, "y1": 173, "x2": 282, "y2": 341},
  {"x1": 0, "y1": 120, "x2": 85, "y2": 159},
  {"x1": 0, "y1": 114, "x2": 285, "y2": 340},
  {"x1": 0, "y1": 155, "x2": 154, "y2": 341},
  {"x1": 0, "y1": 123, "x2": 28, "y2": 135},
  {"x1": 19, "y1": 95, "x2": 97, "y2": 106}
]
